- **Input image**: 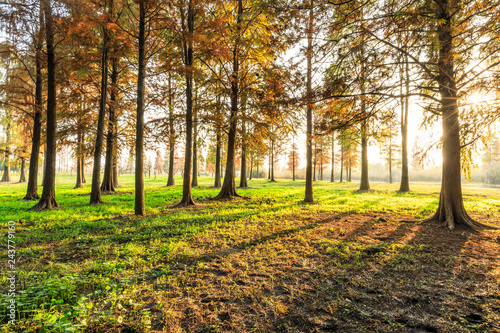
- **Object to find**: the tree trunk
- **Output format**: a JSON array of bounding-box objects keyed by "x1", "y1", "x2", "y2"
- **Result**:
[
  {"x1": 192, "y1": 87, "x2": 198, "y2": 187},
  {"x1": 270, "y1": 139, "x2": 275, "y2": 182},
  {"x1": 90, "y1": 20, "x2": 109, "y2": 205},
  {"x1": 426, "y1": 0, "x2": 477, "y2": 230},
  {"x1": 292, "y1": 149, "x2": 295, "y2": 181},
  {"x1": 1, "y1": 123, "x2": 11, "y2": 182},
  {"x1": 340, "y1": 143, "x2": 343, "y2": 182},
  {"x1": 31, "y1": 0, "x2": 59, "y2": 210},
  {"x1": 214, "y1": 132, "x2": 222, "y2": 187},
  {"x1": 239, "y1": 106, "x2": 247, "y2": 188},
  {"x1": 249, "y1": 153, "x2": 253, "y2": 180},
  {"x1": 167, "y1": 74, "x2": 176, "y2": 186},
  {"x1": 399, "y1": 52, "x2": 410, "y2": 192},
  {"x1": 359, "y1": 117, "x2": 370, "y2": 190},
  {"x1": 178, "y1": 0, "x2": 196, "y2": 206},
  {"x1": 19, "y1": 158, "x2": 26, "y2": 183},
  {"x1": 134, "y1": 0, "x2": 146, "y2": 214},
  {"x1": 256, "y1": 157, "x2": 259, "y2": 179},
  {"x1": 304, "y1": 0, "x2": 314, "y2": 202},
  {"x1": 24, "y1": 10, "x2": 43, "y2": 200},
  {"x1": 389, "y1": 134, "x2": 393, "y2": 184},
  {"x1": 75, "y1": 127, "x2": 84, "y2": 188},
  {"x1": 330, "y1": 133, "x2": 334, "y2": 182},
  {"x1": 216, "y1": 0, "x2": 243, "y2": 199},
  {"x1": 101, "y1": 52, "x2": 118, "y2": 193}
]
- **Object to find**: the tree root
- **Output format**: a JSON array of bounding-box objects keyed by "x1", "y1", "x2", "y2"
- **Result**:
[{"x1": 29, "y1": 197, "x2": 59, "y2": 211}]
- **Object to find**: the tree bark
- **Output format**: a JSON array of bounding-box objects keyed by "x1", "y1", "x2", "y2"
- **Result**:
[
  {"x1": 19, "y1": 158, "x2": 26, "y2": 183},
  {"x1": 399, "y1": 52, "x2": 410, "y2": 192},
  {"x1": 330, "y1": 133, "x2": 334, "y2": 182},
  {"x1": 304, "y1": 0, "x2": 314, "y2": 202},
  {"x1": 270, "y1": 139, "x2": 275, "y2": 182},
  {"x1": 216, "y1": 0, "x2": 243, "y2": 199},
  {"x1": 75, "y1": 128, "x2": 83, "y2": 188},
  {"x1": 167, "y1": 74, "x2": 176, "y2": 186},
  {"x1": 101, "y1": 52, "x2": 118, "y2": 193},
  {"x1": 24, "y1": 10, "x2": 43, "y2": 200},
  {"x1": 1, "y1": 122, "x2": 11, "y2": 182},
  {"x1": 239, "y1": 106, "x2": 247, "y2": 188},
  {"x1": 249, "y1": 153, "x2": 253, "y2": 180},
  {"x1": 426, "y1": 0, "x2": 477, "y2": 230},
  {"x1": 90, "y1": 19, "x2": 109, "y2": 204},
  {"x1": 31, "y1": 0, "x2": 59, "y2": 210},
  {"x1": 340, "y1": 143, "x2": 343, "y2": 182},
  {"x1": 134, "y1": 0, "x2": 146, "y2": 214},
  {"x1": 178, "y1": 0, "x2": 195, "y2": 206},
  {"x1": 192, "y1": 86, "x2": 198, "y2": 187}
]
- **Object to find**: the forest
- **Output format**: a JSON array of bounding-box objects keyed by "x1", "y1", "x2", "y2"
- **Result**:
[{"x1": 0, "y1": 0, "x2": 500, "y2": 332}]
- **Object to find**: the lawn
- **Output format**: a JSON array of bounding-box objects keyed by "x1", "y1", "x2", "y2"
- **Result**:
[{"x1": 1, "y1": 174, "x2": 499, "y2": 332}]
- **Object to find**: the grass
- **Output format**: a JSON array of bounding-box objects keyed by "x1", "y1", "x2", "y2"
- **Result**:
[{"x1": 1, "y1": 174, "x2": 499, "y2": 332}]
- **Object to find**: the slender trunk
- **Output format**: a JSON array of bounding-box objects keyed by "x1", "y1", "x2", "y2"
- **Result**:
[
  {"x1": 81, "y1": 133, "x2": 86, "y2": 183},
  {"x1": 31, "y1": 0, "x2": 58, "y2": 210},
  {"x1": 167, "y1": 74, "x2": 176, "y2": 186},
  {"x1": 399, "y1": 51, "x2": 410, "y2": 192},
  {"x1": 249, "y1": 153, "x2": 253, "y2": 180},
  {"x1": 270, "y1": 139, "x2": 275, "y2": 182},
  {"x1": 304, "y1": 0, "x2": 314, "y2": 202},
  {"x1": 313, "y1": 142, "x2": 317, "y2": 182},
  {"x1": 25, "y1": 9, "x2": 43, "y2": 199},
  {"x1": 19, "y1": 159, "x2": 26, "y2": 183},
  {"x1": 216, "y1": 0, "x2": 243, "y2": 199},
  {"x1": 75, "y1": 127, "x2": 83, "y2": 188},
  {"x1": 239, "y1": 106, "x2": 247, "y2": 188},
  {"x1": 134, "y1": 0, "x2": 146, "y2": 214},
  {"x1": 90, "y1": 20, "x2": 109, "y2": 204},
  {"x1": 349, "y1": 163, "x2": 352, "y2": 182},
  {"x1": 101, "y1": 54, "x2": 117, "y2": 193},
  {"x1": 214, "y1": 132, "x2": 222, "y2": 187},
  {"x1": 389, "y1": 134, "x2": 393, "y2": 184},
  {"x1": 330, "y1": 133, "x2": 334, "y2": 182},
  {"x1": 178, "y1": 0, "x2": 195, "y2": 206},
  {"x1": 1, "y1": 123, "x2": 11, "y2": 182},
  {"x1": 340, "y1": 144, "x2": 343, "y2": 182},
  {"x1": 292, "y1": 149, "x2": 295, "y2": 181},
  {"x1": 192, "y1": 86, "x2": 198, "y2": 187},
  {"x1": 256, "y1": 157, "x2": 259, "y2": 179}
]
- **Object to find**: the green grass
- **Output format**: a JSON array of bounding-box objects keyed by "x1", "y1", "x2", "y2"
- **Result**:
[{"x1": 1, "y1": 174, "x2": 499, "y2": 332}]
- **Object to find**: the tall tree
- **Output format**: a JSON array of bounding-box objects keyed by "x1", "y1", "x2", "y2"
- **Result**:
[{"x1": 31, "y1": 0, "x2": 58, "y2": 210}]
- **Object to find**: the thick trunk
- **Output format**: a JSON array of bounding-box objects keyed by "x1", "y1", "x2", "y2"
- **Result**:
[
  {"x1": 19, "y1": 159, "x2": 26, "y2": 183},
  {"x1": 178, "y1": 0, "x2": 195, "y2": 206},
  {"x1": 25, "y1": 14, "x2": 43, "y2": 199},
  {"x1": 90, "y1": 22, "x2": 109, "y2": 204},
  {"x1": 167, "y1": 74, "x2": 175, "y2": 186},
  {"x1": 304, "y1": 0, "x2": 314, "y2": 202},
  {"x1": 399, "y1": 52, "x2": 410, "y2": 192},
  {"x1": 427, "y1": 0, "x2": 476, "y2": 230},
  {"x1": 31, "y1": 0, "x2": 59, "y2": 210},
  {"x1": 101, "y1": 53, "x2": 118, "y2": 193},
  {"x1": 134, "y1": 1, "x2": 146, "y2": 214},
  {"x1": 216, "y1": 0, "x2": 242, "y2": 199}
]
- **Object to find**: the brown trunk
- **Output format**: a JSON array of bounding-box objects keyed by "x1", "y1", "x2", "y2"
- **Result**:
[
  {"x1": 399, "y1": 52, "x2": 410, "y2": 192},
  {"x1": 256, "y1": 157, "x2": 259, "y2": 179},
  {"x1": 75, "y1": 126, "x2": 84, "y2": 188},
  {"x1": 19, "y1": 158, "x2": 26, "y2": 183},
  {"x1": 178, "y1": 0, "x2": 195, "y2": 206},
  {"x1": 31, "y1": 0, "x2": 59, "y2": 210},
  {"x1": 389, "y1": 134, "x2": 393, "y2": 184},
  {"x1": 239, "y1": 106, "x2": 247, "y2": 188},
  {"x1": 90, "y1": 19, "x2": 109, "y2": 204},
  {"x1": 292, "y1": 148, "x2": 296, "y2": 181},
  {"x1": 25, "y1": 9, "x2": 43, "y2": 200},
  {"x1": 1, "y1": 123, "x2": 11, "y2": 182},
  {"x1": 135, "y1": 0, "x2": 146, "y2": 214},
  {"x1": 330, "y1": 133, "x2": 334, "y2": 182},
  {"x1": 216, "y1": 0, "x2": 243, "y2": 199},
  {"x1": 426, "y1": 0, "x2": 476, "y2": 230},
  {"x1": 270, "y1": 139, "x2": 275, "y2": 182},
  {"x1": 214, "y1": 132, "x2": 222, "y2": 187},
  {"x1": 101, "y1": 50, "x2": 118, "y2": 193},
  {"x1": 249, "y1": 153, "x2": 253, "y2": 180},
  {"x1": 167, "y1": 74, "x2": 176, "y2": 186},
  {"x1": 304, "y1": 1, "x2": 314, "y2": 202},
  {"x1": 192, "y1": 86, "x2": 198, "y2": 187},
  {"x1": 340, "y1": 143, "x2": 343, "y2": 182}
]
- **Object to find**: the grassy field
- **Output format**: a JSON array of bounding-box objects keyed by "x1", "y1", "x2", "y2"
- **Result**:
[{"x1": 1, "y1": 174, "x2": 499, "y2": 332}]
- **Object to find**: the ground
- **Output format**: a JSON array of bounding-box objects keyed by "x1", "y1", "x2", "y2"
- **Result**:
[{"x1": 0, "y1": 175, "x2": 499, "y2": 332}]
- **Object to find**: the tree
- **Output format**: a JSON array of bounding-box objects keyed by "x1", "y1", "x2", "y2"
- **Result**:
[
  {"x1": 31, "y1": 0, "x2": 58, "y2": 210},
  {"x1": 287, "y1": 139, "x2": 299, "y2": 181}
]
